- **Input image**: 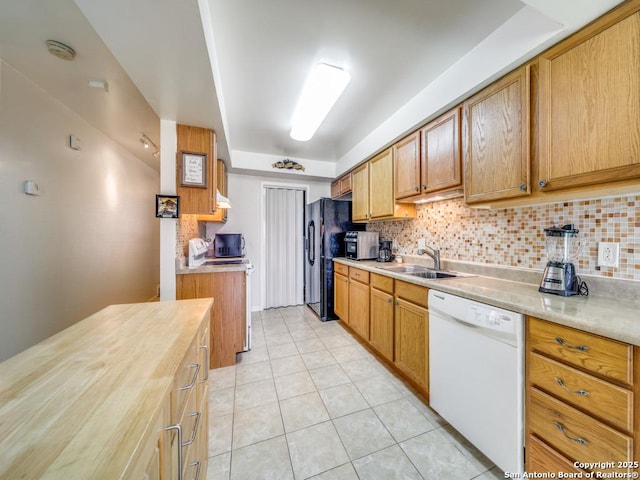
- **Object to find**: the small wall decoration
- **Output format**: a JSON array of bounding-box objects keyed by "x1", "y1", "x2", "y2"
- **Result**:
[
  {"x1": 181, "y1": 151, "x2": 207, "y2": 187},
  {"x1": 155, "y1": 195, "x2": 180, "y2": 218},
  {"x1": 272, "y1": 158, "x2": 305, "y2": 171}
]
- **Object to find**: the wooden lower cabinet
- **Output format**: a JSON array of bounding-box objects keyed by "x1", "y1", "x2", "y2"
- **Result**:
[
  {"x1": 349, "y1": 268, "x2": 370, "y2": 340},
  {"x1": 369, "y1": 287, "x2": 394, "y2": 362},
  {"x1": 526, "y1": 316, "x2": 638, "y2": 476},
  {"x1": 394, "y1": 296, "x2": 429, "y2": 391},
  {"x1": 177, "y1": 271, "x2": 246, "y2": 368},
  {"x1": 334, "y1": 269, "x2": 349, "y2": 323}
]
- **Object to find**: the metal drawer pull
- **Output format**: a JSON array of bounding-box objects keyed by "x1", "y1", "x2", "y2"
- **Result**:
[
  {"x1": 179, "y1": 364, "x2": 201, "y2": 391},
  {"x1": 200, "y1": 346, "x2": 209, "y2": 382},
  {"x1": 190, "y1": 460, "x2": 202, "y2": 480},
  {"x1": 182, "y1": 412, "x2": 201, "y2": 447},
  {"x1": 555, "y1": 377, "x2": 589, "y2": 396},
  {"x1": 555, "y1": 337, "x2": 589, "y2": 352},
  {"x1": 554, "y1": 421, "x2": 589, "y2": 445},
  {"x1": 164, "y1": 423, "x2": 184, "y2": 480}
]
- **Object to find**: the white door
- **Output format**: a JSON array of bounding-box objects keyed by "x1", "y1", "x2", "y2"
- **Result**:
[{"x1": 263, "y1": 186, "x2": 305, "y2": 308}]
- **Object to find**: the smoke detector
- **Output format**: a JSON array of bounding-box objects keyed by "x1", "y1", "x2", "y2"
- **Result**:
[{"x1": 46, "y1": 40, "x2": 76, "y2": 61}]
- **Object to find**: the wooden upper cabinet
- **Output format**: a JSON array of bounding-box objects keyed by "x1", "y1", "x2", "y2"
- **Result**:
[
  {"x1": 206, "y1": 159, "x2": 228, "y2": 223},
  {"x1": 352, "y1": 149, "x2": 416, "y2": 222},
  {"x1": 351, "y1": 163, "x2": 370, "y2": 222},
  {"x1": 331, "y1": 172, "x2": 352, "y2": 199},
  {"x1": 422, "y1": 107, "x2": 462, "y2": 194},
  {"x1": 177, "y1": 124, "x2": 217, "y2": 215},
  {"x1": 463, "y1": 66, "x2": 531, "y2": 204},
  {"x1": 369, "y1": 148, "x2": 396, "y2": 218},
  {"x1": 538, "y1": 4, "x2": 640, "y2": 191},
  {"x1": 394, "y1": 131, "x2": 421, "y2": 199},
  {"x1": 394, "y1": 108, "x2": 462, "y2": 201}
]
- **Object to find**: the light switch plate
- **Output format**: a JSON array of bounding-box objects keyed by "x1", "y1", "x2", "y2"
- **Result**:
[
  {"x1": 597, "y1": 242, "x2": 619, "y2": 268},
  {"x1": 417, "y1": 238, "x2": 426, "y2": 250}
]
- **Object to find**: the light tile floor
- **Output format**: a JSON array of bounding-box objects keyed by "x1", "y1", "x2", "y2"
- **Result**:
[{"x1": 206, "y1": 306, "x2": 505, "y2": 480}]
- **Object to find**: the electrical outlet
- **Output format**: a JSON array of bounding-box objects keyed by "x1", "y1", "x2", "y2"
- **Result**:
[
  {"x1": 597, "y1": 242, "x2": 619, "y2": 268},
  {"x1": 417, "y1": 238, "x2": 426, "y2": 250}
]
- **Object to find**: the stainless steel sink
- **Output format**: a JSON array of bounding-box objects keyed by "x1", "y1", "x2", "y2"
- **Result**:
[
  {"x1": 377, "y1": 264, "x2": 430, "y2": 273},
  {"x1": 377, "y1": 263, "x2": 473, "y2": 279},
  {"x1": 408, "y1": 270, "x2": 459, "y2": 279}
]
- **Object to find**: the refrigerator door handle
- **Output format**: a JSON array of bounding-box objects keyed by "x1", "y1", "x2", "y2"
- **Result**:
[{"x1": 307, "y1": 221, "x2": 315, "y2": 265}]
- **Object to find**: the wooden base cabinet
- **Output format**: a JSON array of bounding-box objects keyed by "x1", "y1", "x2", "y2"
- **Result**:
[
  {"x1": 348, "y1": 267, "x2": 370, "y2": 340},
  {"x1": 393, "y1": 284, "x2": 429, "y2": 392},
  {"x1": 334, "y1": 263, "x2": 350, "y2": 323},
  {"x1": 369, "y1": 273, "x2": 395, "y2": 362},
  {"x1": 526, "y1": 316, "x2": 638, "y2": 477},
  {"x1": 177, "y1": 271, "x2": 246, "y2": 368}
]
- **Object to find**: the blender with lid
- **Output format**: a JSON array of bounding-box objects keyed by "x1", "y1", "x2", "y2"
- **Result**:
[{"x1": 539, "y1": 224, "x2": 584, "y2": 296}]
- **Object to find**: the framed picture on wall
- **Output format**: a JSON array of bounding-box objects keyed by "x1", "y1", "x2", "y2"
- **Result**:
[
  {"x1": 155, "y1": 195, "x2": 180, "y2": 218},
  {"x1": 181, "y1": 151, "x2": 207, "y2": 188}
]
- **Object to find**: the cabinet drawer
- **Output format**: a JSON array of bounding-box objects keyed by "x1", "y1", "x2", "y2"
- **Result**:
[
  {"x1": 334, "y1": 262, "x2": 349, "y2": 276},
  {"x1": 528, "y1": 317, "x2": 633, "y2": 385},
  {"x1": 529, "y1": 352, "x2": 632, "y2": 432},
  {"x1": 370, "y1": 273, "x2": 393, "y2": 293},
  {"x1": 528, "y1": 388, "x2": 632, "y2": 468},
  {"x1": 395, "y1": 280, "x2": 428, "y2": 308},
  {"x1": 350, "y1": 267, "x2": 370, "y2": 284},
  {"x1": 526, "y1": 435, "x2": 586, "y2": 476}
]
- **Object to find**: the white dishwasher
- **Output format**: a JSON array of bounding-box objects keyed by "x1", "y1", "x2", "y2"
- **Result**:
[{"x1": 428, "y1": 290, "x2": 524, "y2": 474}]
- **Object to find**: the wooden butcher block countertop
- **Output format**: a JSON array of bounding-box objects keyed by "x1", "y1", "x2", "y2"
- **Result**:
[{"x1": 0, "y1": 298, "x2": 213, "y2": 479}]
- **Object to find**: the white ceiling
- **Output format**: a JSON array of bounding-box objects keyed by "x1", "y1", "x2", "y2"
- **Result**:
[{"x1": 0, "y1": 0, "x2": 627, "y2": 176}]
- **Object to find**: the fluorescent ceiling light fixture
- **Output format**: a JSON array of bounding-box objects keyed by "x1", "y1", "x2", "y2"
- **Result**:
[{"x1": 289, "y1": 63, "x2": 350, "y2": 142}]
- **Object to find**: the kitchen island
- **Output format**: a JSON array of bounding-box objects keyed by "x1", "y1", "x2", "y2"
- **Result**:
[{"x1": 0, "y1": 298, "x2": 212, "y2": 479}]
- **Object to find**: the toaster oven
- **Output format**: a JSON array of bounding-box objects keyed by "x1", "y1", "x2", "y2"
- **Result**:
[{"x1": 344, "y1": 231, "x2": 379, "y2": 260}]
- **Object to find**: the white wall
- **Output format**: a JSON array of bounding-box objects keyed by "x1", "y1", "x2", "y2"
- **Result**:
[
  {"x1": 0, "y1": 61, "x2": 160, "y2": 361},
  {"x1": 206, "y1": 172, "x2": 330, "y2": 310}
]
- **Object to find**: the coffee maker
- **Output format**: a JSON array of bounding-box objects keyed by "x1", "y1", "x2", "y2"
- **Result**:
[
  {"x1": 539, "y1": 224, "x2": 582, "y2": 296},
  {"x1": 377, "y1": 240, "x2": 393, "y2": 262}
]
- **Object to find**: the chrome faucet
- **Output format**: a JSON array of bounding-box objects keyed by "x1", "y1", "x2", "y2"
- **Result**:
[{"x1": 418, "y1": 245, "x2": 441, "y2": 270}]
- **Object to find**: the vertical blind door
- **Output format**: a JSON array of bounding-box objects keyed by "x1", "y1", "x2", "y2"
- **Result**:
[{"x1": 264, "y1": 187, "x2": 305, "y2": 308}]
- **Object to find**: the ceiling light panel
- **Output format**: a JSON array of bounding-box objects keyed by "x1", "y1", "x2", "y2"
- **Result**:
[{"x1": 289, "y1": 63, "x2": 350, "y2": 142}]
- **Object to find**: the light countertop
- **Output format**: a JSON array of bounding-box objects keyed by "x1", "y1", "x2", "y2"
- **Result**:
[
  {"x1": 335, "y1": 257, "x2": 640, "y2": 346},
  {"x1": 176, "y1": 257, "x2": 252, "y2": 275},
  {"x1": 0, "y1": 298, "x2": 213, "y2": 479}
]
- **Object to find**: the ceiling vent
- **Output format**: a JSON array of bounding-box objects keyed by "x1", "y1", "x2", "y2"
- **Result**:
[{"x1": 46, "y1": 40, "x2": 76, "y2": 61}]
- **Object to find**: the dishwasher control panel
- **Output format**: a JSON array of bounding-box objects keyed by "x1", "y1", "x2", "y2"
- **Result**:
[{"x1": 428, "y1": 290, "x2": 522, "y2": 335}]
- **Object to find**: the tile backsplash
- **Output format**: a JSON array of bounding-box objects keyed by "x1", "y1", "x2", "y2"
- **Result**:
[{"x1": 367, "y1": 195, "x2": 640, "y2": 281}]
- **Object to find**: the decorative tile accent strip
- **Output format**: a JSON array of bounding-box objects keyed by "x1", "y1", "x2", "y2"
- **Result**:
[{"x1": 367, "y1": 195, "x2": 640, "y2": 280}]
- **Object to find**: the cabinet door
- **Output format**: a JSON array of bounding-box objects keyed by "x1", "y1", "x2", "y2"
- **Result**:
[
  {"x1": 334, "y1": 272, "x2": 349, "y2": 323},
  {"x1": 348, "y1": 280, "x2": 370, "y2": 340},
  {"x1": 351, "y1": 163, "x2": 370, "y2": 222},
  {"x1": 370, "y1": 288, "x2": 394, "y2": 361},
  {"x1": 176, "y1": 271, "x2": 245, "y2": 368},
  {"x1": 394, "y1": 297, "x2": 428, "y2": 390},
  {"x1": 369, "y1": 148, "x2": 395, "y2": 218},
  {"x1": 422, "y1": 107, "x2": 461, "y2": 194},
  {"x1": 176, "y1": 124, "x2": 217, "y2": 214},
  {"x1": 394, "y1": 132, "x2": 421, "y2": 199},
  {"x1": 206, "y1": 159, "x2": 228, "y2": 222},
  {"x1": 538, "y1": 8, "x2": 640, "y2": 191},
  {"x1": 463, "y1": 66, "x2": 530, "y2": 203}
]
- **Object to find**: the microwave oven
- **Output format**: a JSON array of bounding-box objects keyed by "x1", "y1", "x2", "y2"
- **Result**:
[
  {"x1": 214, "y1": 233, "x2": 245, "y2": 257},
  {"x1": 344, "y1": 231, "x2": 379, "y2": 260}
]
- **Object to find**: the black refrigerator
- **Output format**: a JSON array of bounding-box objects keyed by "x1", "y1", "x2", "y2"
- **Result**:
[{"x1": 304, "y1": 198, "x2": 361, "y2": 321}]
